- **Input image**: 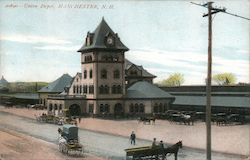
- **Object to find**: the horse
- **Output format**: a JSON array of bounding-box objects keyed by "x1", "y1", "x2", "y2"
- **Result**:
[
  {"x1": 180, "y1": 114, "x2": 194, "y2": 125},
  {"x1": 138, "y1": 116, "x2": 156, "y2": 125},
  {"x1": 164, "y1": 141, "x2": 182, "y2": 160}
]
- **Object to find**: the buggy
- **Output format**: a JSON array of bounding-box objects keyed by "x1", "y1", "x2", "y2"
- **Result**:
[{"x1": 58, "y1": 124, "x2": 83, "y2": 156}]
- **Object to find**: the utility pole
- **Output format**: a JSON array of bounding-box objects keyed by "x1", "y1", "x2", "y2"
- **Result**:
[
  {"x1": 205, "y1": 2, "x2": 213, "y2": 160},
  {"x1": 190, "y1": 1, "x2": 249, "y2": 160},
  {"x1": 201, "y1": 2, "x2": 225, "y2": 159}
]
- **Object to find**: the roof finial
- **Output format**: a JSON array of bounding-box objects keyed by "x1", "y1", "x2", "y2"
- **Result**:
[{"x1": 102, "y1": 16, "x2": 105, "y2": 21}]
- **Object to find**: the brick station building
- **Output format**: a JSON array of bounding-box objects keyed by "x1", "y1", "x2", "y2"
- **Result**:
[{"x1": 45, "y1": 18, "x2": 174, "y2": 117}]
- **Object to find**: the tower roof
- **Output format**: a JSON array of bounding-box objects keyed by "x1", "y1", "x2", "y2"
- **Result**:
[
  {"x1": 38, "y1": 74, "x2": 72, "y2": 93},
  {"x1": 78, "y1": 18, "x2": 129, "y2": 53}
]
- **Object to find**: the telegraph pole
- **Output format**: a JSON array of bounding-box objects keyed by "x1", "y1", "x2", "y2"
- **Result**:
[
  {"x1": 191, "y1": 1, "x2": 249, "y2": 160},
  {"x1": 201, "y1": 2, "x2": 224, "y2": 159},
  {"x1": 205, "y1": 2, "x2": 212, "y2": 160}
]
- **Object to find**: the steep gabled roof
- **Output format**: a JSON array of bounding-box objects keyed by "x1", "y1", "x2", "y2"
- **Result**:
[
  {"x1": 127, "y1": 81, "x2": 174, "y2": 99},
  {"x1": 78, "y1": 18, "x2": 129, "y2": 53},
  {"x1": 125, "y1": 59, "x2": 156, "y2": 78},
  {"x1": 38, "y1": 74, "x2": 72, "y2": 93},
  {"x1": 137, "y1": 66, "x2": 156, "y2": 78}
]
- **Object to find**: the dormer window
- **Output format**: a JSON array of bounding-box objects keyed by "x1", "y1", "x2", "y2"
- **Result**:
[
  {"x1": 85, "y1": 32, "x2": 94, "y2": 46},
  {"x1": 130, "y1": 70, "x2": 138, "y2": 76}
]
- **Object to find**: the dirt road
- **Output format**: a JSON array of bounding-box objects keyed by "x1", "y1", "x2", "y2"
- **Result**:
[
  {"x1": 0, "y1": 111, "x2": 247, "y2": 160},
  {"x1": 0, "y1": 128, "x2": 103, "y2": 160}
]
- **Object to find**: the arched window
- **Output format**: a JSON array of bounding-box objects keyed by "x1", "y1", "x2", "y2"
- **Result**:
[
  {"x1": 154, "y1": 103, "x2": 159, "y2": 113},
  {"x1": 112, "y1": 85, "x2": 116, "y2": 94},
  {"x1": 104, "y1": 85, "x2": 109, "y2": 94},
  {"x1": 159, "y1": 103, "x2": 163, "y2": 113},
  {"x1": 135, "y1": 104, "x2": 139, "y2": 113},
  {"x1": 76, "y1": 85, "x2": 79, "y2": 94},
  {"x1": 105, "y1": 104, "x2": 110, "y2": 113},
  {"x1": 49, "y1": 104, "x2": 53, "y2": 111},
  {"x1": 89, "y1": 85, "x2": 94, "y2": 94},
  {"x1": 100, "y1": 104, "x2": 104, "y2": 113},
  {"x1": 101, "y1": 69, "x2": 107, "y2": 79},
  {"x1": 89, "y1": 69, "x2": 93, "y2": 79},
  {"x1": 79, "y1": 85, "x2": 82, "y2": 93},
  {"x1": 85, "y1": 55, "x2": 92, "y2": 62},
  {"x1": 54, "y1": 104, "x2": 58, "y2": 110},
  {"x1": 113, "y1": 70, "x2": 120, "y2": 79},
  {"x1": 129, "y1": 104, "x2": 134, "y2": 113},
  {"x1": 89, "y1": 55, "x2": 92, "y2": 61},
  {"x1": 117, "y1": 85, "x2": 122, "y2": 94},
  {"x1": 84, "y1": 70, "x2": 87, "y2": 79},
  {"x1": 59, "y1": 104, "x2": 62, "y2": 110},
  {"x1": 83, "y1": 85, "x2": 88, "y2": 93},
  {"x1": 73, "y1": 85, "x2": 76, "y2": 93},
  {"x1": 99, "y1": 85, "x2": 104, "y2": 94},
  {"x1": 139, "y1": 103, "x2": 144, "y2": 113}
]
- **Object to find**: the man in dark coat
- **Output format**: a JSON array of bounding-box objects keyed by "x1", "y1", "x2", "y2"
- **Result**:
[{"x1": 130, "y1": 131, "x2": 136, "y2": 145}]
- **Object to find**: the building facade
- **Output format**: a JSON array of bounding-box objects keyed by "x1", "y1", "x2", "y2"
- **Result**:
[{"x1": 46, "y1": 18, "x2": 174, "y2": 117}]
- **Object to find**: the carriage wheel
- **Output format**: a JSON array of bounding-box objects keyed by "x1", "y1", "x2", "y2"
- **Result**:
[
  {"x1": 59, "y1": 143, "x2": 62, "y2": 152},
  {"x1": 62, "y1": 144, "x2": 67, "y2": 154},
  {"x1": 65, "y1": 147, "x2": 69, "y2": 155}
]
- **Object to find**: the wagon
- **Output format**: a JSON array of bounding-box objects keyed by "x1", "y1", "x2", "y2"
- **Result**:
[
  {"x1": 125, "y1": 141, "x2": 182, "y2": 160},
  {"x1": 58, "y1": 124, "x2": 83, "y2": 156},
  {"x1": 35, "y1": 114, "x2": 62, "y2": 124}
]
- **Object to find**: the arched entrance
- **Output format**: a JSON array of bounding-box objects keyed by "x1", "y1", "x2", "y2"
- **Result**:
[
  {"x1": 114, "y1": 103, "x2": 123, "y2": 116},
  {"x1": 69, "y1": 104, "x2": 81, "y2": 116}
]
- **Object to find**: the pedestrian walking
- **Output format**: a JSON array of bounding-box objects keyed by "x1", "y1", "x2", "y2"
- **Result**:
[
  {"x1": 130, "y1": 131, "x2": 136, "y2": 145},
  {"x1": 159, "y1": 140, "x2": 164, "y2": 148},
  {"x1": 152, "y1": 138, "x2": 157, "y2": 148},
  {"x1": 78, "y1": 116, "x2": 81, "y2": 123}
]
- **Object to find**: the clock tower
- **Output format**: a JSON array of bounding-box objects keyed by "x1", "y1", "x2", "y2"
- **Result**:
[{"x1": 77, "y1": 18, "x2": 129, "y2": 115}]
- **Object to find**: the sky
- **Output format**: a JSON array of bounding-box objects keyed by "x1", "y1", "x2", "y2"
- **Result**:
[{"x1": 0, "y1": 0, "x2": 249, "y2": 85}]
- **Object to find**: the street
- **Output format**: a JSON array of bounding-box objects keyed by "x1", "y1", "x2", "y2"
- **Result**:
[{"x1": 0, "y1": 111, "x2": 246, "y2": 160}]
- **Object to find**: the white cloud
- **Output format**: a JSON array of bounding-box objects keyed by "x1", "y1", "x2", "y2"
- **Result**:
[
  {"x1": 0, "y1": 34, "x2": 72, "y2": 45},
  {"x1": 34, "y1": 45, "x2": 80, "y2": 51},
  {"x1": 127, "y1": 48, "x2": 249, "y2": 85},
  {"x1": 236, "y1": 49, "x2": 250, "y2": 55}
]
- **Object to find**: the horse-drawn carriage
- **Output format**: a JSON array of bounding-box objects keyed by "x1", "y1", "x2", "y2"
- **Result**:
[
  {"x1": 58, "y1": 124, "x2": 83, "y2": 155},
  {"x1": 213, "y1": 113, "x2": 246, "y2": 125},
  {"x1": 166, "y1": 111, "x2": 195, "y2": 125},
  {"x1": 35, "y1": 109, "x2": 77, "y2": 125},
  {"x1": 125, "y1": 141, "x2": 182, "y2": 160},
  {"x1": 35, "y1": 113, "x2": 63, "y2": 124},
  {"x1": 138, "y1": 116, "x2": 156, "y2": 124}
]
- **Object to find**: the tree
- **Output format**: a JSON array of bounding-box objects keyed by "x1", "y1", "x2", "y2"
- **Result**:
[
  {"x1": 212, "y1": 73, "x2": 237, "y2": 85},
  {"x1": 160, "y1": 73, "x2": 184, "y2": 86}
]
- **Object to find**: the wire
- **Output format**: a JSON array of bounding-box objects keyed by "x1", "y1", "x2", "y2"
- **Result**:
[
  {"x1": 223, "y1": 11, "x2": 250, "y2": 21},
  {"x1": 190, "y1": 2, "x2": 250, "y2": 21}
]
